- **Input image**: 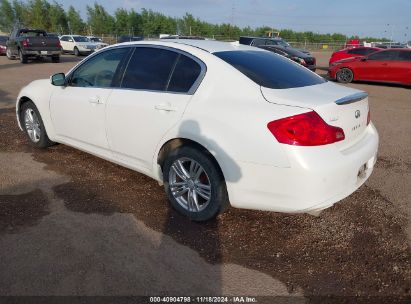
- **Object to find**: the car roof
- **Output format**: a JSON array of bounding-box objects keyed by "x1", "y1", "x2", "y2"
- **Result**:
[
  {"x1": 117, "y1": 39, "x2": 260, "y2": 53},
  {"x1": 240, "y1": 36, "x2": 282, "y2": 40}
]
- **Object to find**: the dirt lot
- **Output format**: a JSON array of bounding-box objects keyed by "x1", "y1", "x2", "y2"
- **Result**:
[{"x1": 0, "y1": 52, "x2": 410, "y2": 302}]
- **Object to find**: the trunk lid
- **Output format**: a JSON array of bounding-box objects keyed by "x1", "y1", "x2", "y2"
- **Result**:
[
  {"x1": 261, "y1": 81, "x2": 369, "y2": 150},
  {"x1": 25, "y1": 37, "x2": 60, "y2": 50}
]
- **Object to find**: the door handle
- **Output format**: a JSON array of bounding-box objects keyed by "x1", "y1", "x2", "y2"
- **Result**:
[
  {"x1": 155, "y1": 102, "x2": 176, "y2": 112},
  {"x1": 89, "y1": 96, "x2": 101, "y2": 104}
]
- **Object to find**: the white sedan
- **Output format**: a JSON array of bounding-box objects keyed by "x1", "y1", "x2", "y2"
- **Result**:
[{"x1": 16, "y1": 40, "x2": 379, "y2": 221}]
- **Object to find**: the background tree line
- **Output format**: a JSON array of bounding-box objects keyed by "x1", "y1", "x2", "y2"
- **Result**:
[{"x1": 0, "y1": 0, "x2": 387, "y2": 42}]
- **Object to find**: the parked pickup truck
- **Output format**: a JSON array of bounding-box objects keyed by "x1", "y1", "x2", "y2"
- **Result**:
[{"x1": 6, "y1": 28, "x2": 61, "y2": 63}]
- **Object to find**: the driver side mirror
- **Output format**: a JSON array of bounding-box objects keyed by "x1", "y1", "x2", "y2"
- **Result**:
[{"x1": 51, "y1": 73, "x2": 66, "y2": 86}]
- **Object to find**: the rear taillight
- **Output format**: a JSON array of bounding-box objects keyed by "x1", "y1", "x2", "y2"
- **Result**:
[
  {"x1": 22, "y1": 39, "x2": 28, "y2": 48},
  {"x1": 367, "y1": 108, "x2": 371, "y2": 125},
  {"x1": 267, "y1": 111, "x2": 345, "y2": 146},
  {"x1": 57, "y1": 41, "x2": 61, "y2": 48}
]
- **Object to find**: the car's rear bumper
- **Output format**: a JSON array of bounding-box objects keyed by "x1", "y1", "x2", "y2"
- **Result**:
[
  {"x1": 226, "y1": 123, "x2": 379, "y2": 213},
  {"x1": 23, "y1": 50, "x2": 61, "y2": 56}
]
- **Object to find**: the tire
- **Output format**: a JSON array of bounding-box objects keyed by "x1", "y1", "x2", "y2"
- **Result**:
[
  {"x1": 74, "y1": 47, "x2": 80, "y2": 56},
  {"x1": 51, "y1": 55, "x2": 60, "y2": 63},
  {"x1": 163, "y1": 146, "x2": 229, "y2": 221},
  {"x1": 20, "y1": 101, "x2": 54, "y2": 149},
  {"x1": 19, "y1": 49, "x2": 28, "y2": 64},
  {"x1": 6, "y1": 48, "x2": 15, "y2": 60},
  {"x1": 336, "y1": 68, "x2": 354, "y2": 83}
]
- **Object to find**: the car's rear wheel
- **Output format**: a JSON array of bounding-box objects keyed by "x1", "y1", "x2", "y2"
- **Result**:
[
  {"x1": 51, "y1": 55, "x2": 60, "y2": 63},
  {"x1": 20, "y1": 101, "x2": 54, "y2": 148},
  {"x1": 336, "y1": 68, "x2": 354, "y2": 83},
  {"x1": 163, "y1": 146, "x2": 229, "y2": 221},
  {"x1": 74, "y1": 47, "x2": 80, "y2": 56},
  {"x1": 6, "y1": 48, "x2": 15, "y2": 60},
  {"x1": 19, "y1": 49, "x2": 28, "y2": 64}
]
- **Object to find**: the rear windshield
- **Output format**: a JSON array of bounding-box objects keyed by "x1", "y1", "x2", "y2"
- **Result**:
[{"x1": 214, "y1": 50, "x2": 325, "y2": 89}]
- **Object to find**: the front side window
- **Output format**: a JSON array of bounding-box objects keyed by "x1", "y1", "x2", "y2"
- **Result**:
[
  {"x1": 214, "y1": 50, "x2": 325, "y2": 89},
  {"x1": 69, "y1": 48, "x2": 130, "y2": 88},
  {"x1": 121, "y1": 47, "x2": 179, "y2": 91}
]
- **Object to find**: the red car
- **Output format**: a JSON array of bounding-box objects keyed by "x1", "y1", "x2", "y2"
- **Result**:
[
  {"x1": 328, "y1": 49, "x2": 411, "y2": 86},
  {"x1": 0, "y1": 36, "x2": 8, "y2": 55},
  {"x1": 329, "y1": 47, "x2": 381, "y2": 66}
]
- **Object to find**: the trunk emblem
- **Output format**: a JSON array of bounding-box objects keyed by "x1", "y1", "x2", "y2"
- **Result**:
[{"x1": 355, "y1": 110, "x2": 361, "y2": 119}]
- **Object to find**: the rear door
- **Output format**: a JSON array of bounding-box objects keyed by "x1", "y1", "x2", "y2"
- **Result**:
[
  {"x1": 360, "y1": 50, "x2": 397, "y2": 81},
  {"x1": 385, "y1": 51, "x2": 411, "y2": 83},
  {"x1": 106, "y1": 46, "x2": 205, "y2": 169}
]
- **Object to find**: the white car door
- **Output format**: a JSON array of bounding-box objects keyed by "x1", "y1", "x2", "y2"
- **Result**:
[
  {"x1": 106, "y1": 46, "x2": 205, "y2": 170},
  {"x1": 59, "y1": 36, "x2": 68, "y2": 51},
  {"x1": 50, "y1": 47, "x2": 132, "y2": 157}
]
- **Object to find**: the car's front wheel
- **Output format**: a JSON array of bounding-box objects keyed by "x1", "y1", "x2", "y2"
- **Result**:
[
  {"x1": 336, "y1": 68, "x2": 354, "y2": 83},
  {"x1": 163, "y1": 146, "x2": 229, "y2": 221},
  {"x1": 20, "y1": 101, "x2": 54, "y2": 148},
  {"x1": 6, "y1": 48, "x2": 15, "y2": 60},
  {"x1": 74, "y1": 47, "x2": 80, "y2": 56}
]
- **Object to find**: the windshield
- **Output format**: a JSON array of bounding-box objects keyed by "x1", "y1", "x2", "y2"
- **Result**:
[
  {"x1": 73, "y1": 36, "x2": 89, "y2": 42},
  {"x1": 214, "y1": 50, "x2": 325, "y2": 89},
  {"x1": 0, "y1": 36, "x2": 7, "y2": 43}
]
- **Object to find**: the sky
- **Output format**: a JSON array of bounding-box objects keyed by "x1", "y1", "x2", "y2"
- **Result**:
[{"x1": 61, "y1": 0, "x2": 411, "y2": 42}]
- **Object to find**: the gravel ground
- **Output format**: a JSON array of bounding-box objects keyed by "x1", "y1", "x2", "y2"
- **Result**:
[{"x1": 0, "y1": 53, "x2": 410, "y2": 302}]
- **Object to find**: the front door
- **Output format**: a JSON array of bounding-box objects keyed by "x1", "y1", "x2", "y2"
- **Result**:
[{"x1": 49, "y1": 47, "x2": 131, "y2": 156}]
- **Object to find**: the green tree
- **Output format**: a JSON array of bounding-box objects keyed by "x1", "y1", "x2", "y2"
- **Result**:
[
  {"x1": 127, "y1": 9, "x2": 142, "y2": 36},
  {"x1": 86, "y1": 3, "x2": 114, "y2": 35},
  {"x1": 67, "y1": 5, "x2": 84, "y2": 34},
  {"x1": 49, "y1": 1, "x2": 67, "y2": 33},
  {"x1": 0, "y1": 0, "x2": 15, "y2": 32},
  {"x1": 114, "y1": 8, "x2": 128, "y2": 35},
  {"x1": 12, "y1": 0, "x2": 29, "y2": 26},
  {"x1": 28, "y1": 0, "x2": 51, "y2": 30}
]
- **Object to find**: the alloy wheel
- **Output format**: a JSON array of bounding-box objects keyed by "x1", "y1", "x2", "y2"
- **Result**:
[
  {"x1": 337, "y1": 68, "x2": 353, "y2": 83},
  {"x1": 168, "y1": 157, "x2": 212, "y2": 213},
  {"x1": 24, "y1": 108, "x2": 41, "y2": 143}
]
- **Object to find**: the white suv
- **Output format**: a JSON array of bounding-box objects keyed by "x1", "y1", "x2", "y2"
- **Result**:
[{"x1": 59, "y1": 35, "x2": 96, "y2": 56}]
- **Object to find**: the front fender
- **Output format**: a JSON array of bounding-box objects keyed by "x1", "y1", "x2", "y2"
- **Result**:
[{"x1": 16, "y1": 79, "x2": 57, "y2": 140}]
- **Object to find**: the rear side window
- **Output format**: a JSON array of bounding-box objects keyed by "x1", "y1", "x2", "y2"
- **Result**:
[
  {"x1": 214, "y1": 50, "x2": 325, "y2": 89},
  {"x1": 398, "y1": 51, "x2": 411, "y2": 61},
  {"x1": 368, "y1": 51, "x2": 399, "y2": 61},
  {"x1": 168, "y1": 55, "x2": 202, "y2": 93},
  {"x1": 122, "y1": 47, "x2": 179, "y2": 91},
  {"x1": 348, "y1": 48, "x2": 369, "y2": 55}
]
